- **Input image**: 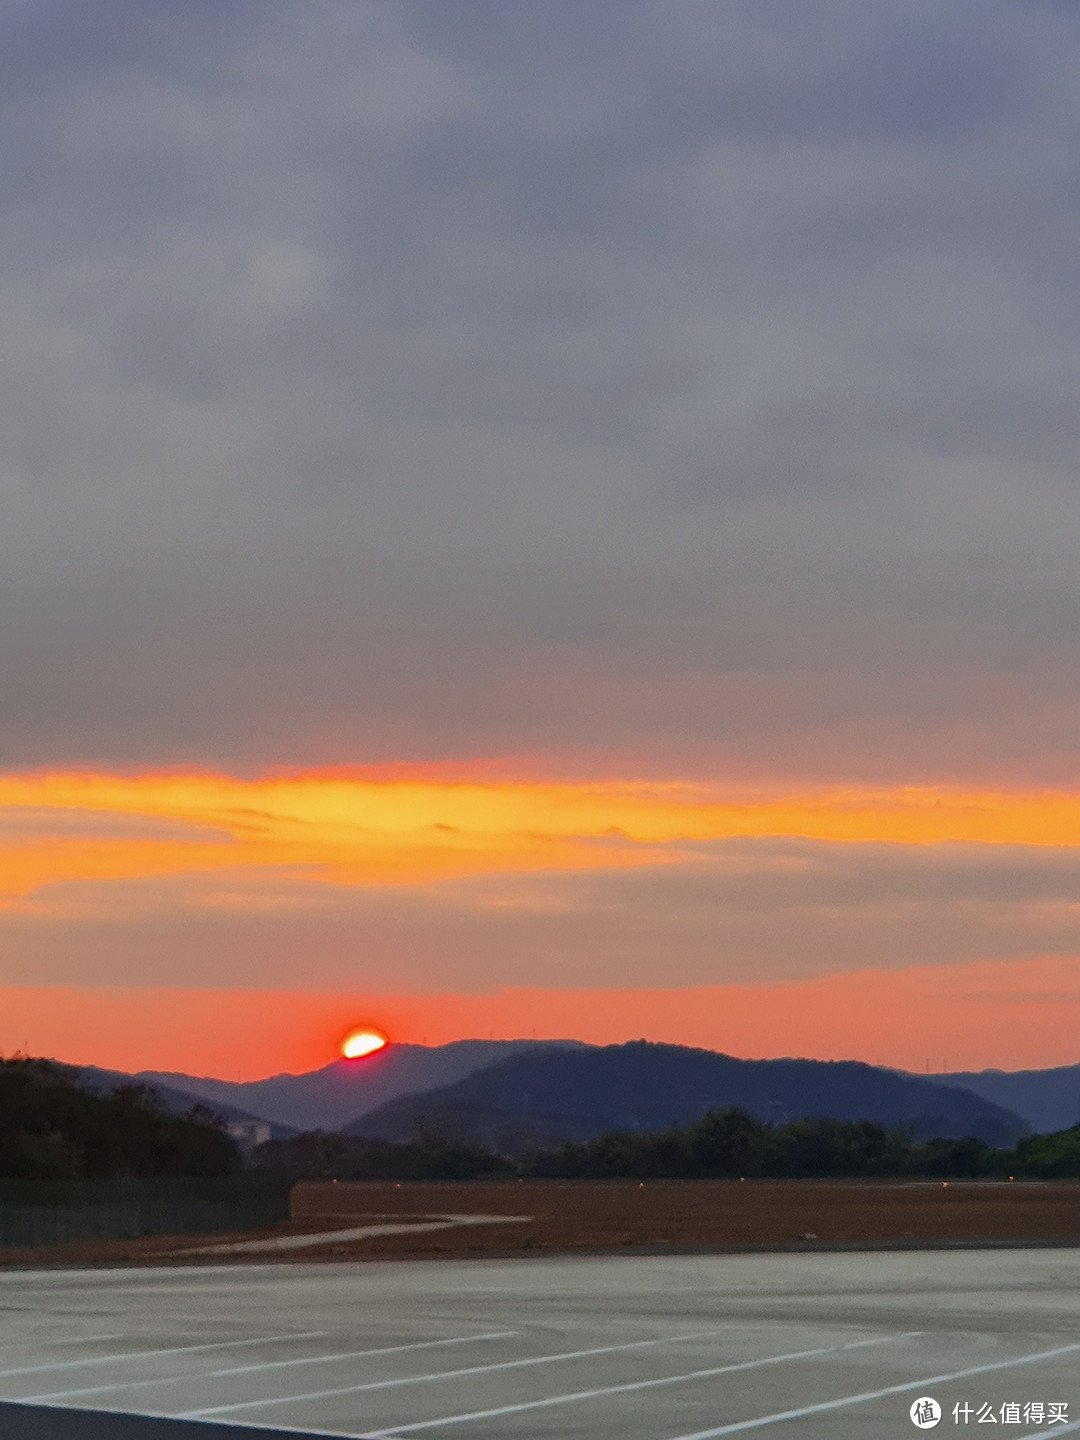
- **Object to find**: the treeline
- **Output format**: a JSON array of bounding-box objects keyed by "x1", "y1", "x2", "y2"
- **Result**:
[
  {"x1": 253, "y1": 1130, "x2": 515, "y2": 1183},
  {"x1": 255, "y1": 1108, "x2": 1080, "y2": 1182},
  {"x1": 526, "y1": 1108, "x2": 1080, "y2": 1180},
  {"x1": 0, "y1": 1057, "x2": 240, "y2": 1180}
]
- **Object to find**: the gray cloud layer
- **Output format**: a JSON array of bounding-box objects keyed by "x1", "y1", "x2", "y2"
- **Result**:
[
  {"x1": 7, "y1": 839, "x2": 1080, "y2": 991},
  {"x1": 2, "y1": 0, "x2": 1080, "y2": 778}
]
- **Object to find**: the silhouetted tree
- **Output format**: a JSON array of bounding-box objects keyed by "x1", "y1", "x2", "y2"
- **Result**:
[{"x1": 0, "y1": 1058, "x2": 239, "y2": 1179}]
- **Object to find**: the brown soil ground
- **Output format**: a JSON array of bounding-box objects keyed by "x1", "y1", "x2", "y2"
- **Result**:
[
  {"x1": 3, "y1": 1180, "x2": 1079, "y2": 1268},
  {"x1": 288, "y1": 1179, "x2": 1080, "y2": 1259}
]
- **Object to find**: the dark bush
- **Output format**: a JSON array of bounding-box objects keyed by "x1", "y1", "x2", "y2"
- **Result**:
[
  {"x1": 1011, "y1": 1125, "x2": 1080, "y2": 1178},
  {"x1": 0, "y1": 1057, "x2": 239, "y2": 1179},
  {"x1": 252, "y1": 1130, "x2": 514, "y2": 1182},
  {"x1": 525, "y1": 1107, "x2": 1077, "y2": 1180}
]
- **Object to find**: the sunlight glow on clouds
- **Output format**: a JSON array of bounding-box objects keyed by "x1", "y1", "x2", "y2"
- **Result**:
[{"x1": 2, "y1": 769, "x2": 1080, "y2": 907}]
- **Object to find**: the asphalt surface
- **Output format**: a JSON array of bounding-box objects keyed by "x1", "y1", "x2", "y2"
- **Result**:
[{"x1": 0, "y1": 1249, "x2": 1077, "y2": 1438}]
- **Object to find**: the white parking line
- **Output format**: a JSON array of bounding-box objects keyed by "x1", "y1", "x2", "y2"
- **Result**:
[
  {"x1": 212, "y1": 1329, "x2": 518, "y2": 1379},
  {"x1": 0, "y1": 1331, "x2": 330, "y2": 1379},
  {"x1": 366, "y1": 1334, "x2": 913, "y2": 1435},
  {"x1": 183, "y1": 1325, "x2": 783, "y2": 1418},
  {"x1": 19, "y1": 1332, "x2": 518, "y2": 1403},
  {"x1": 662, "y1": 1338, "x2": 1080, "y2": 1438}
]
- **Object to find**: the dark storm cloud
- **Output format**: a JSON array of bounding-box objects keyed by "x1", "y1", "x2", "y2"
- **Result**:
[{"x1": 2, "y1": 0, "x2": 1080, "y2": 774}]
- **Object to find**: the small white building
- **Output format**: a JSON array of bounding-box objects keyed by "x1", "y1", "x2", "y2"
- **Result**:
[{"x1": 225, "y1": 1120, "x2": 273, "y2": 1151}]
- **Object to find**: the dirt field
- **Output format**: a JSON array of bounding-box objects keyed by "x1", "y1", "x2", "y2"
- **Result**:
[
  {"x1": 2, "y1": 1179, "x2": 1079, "y2": 1267},
  {"x1": 288, "y1": 1178, "x2": 1080, "y2": 1257}
]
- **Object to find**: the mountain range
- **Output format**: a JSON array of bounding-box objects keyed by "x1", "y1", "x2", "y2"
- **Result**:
[
  {"x1": 135, "y1": 1039, "x2": 583, "y2": 1132},
  {"x1": 935, "y1": 1063, "x2": 1080, "y2": 1134},
  {"x1": 65, "y1": 1040, "x2": 1080, "y2": 1148},
  {"x1": 343, "y1": 1041, "x2": 1027, "y2": 1154},
  {"x1": 75, "y1": 1064, "x2": 298, "y2": 1138}
]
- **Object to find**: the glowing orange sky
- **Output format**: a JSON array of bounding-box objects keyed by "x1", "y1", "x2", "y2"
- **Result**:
[
  {"x1": 3, "y1": 953, "x2": 1078, "y2": 1078},
  {"x1": 3, "y1": 767, "x2": 1080, "y2": 1075},
  {"x1": 3, "y1": 768, "x2": 1080, "y2": 904}
]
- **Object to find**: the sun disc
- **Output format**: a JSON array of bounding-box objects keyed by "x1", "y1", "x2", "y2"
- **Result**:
[{"x1": 341, "y1": 1027, "x2": 388, "y2": 1060}]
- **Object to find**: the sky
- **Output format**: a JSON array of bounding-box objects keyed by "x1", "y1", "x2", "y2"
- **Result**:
[{"x1": 3, "y1": 0, "x2": 1080, "y2": 1078}]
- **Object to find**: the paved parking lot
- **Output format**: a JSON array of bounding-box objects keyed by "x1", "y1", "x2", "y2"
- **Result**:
[{"x1": 0, "y1": 1249, "x2": 1078, "y2": 1438}]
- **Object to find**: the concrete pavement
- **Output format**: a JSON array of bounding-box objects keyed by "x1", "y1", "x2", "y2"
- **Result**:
[{"x1": 0, "y1": 1248, "x2": 1077, "y2": 1438}]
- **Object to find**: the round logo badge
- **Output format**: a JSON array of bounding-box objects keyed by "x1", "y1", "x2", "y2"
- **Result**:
[{"x1": 910, "y1": 1396, "x2": 942, "y2": 1429}]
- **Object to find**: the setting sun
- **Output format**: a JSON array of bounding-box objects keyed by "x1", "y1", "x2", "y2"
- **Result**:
[{"x1": 340, "y1": 1027, "x2": 388, "y2": 1060}]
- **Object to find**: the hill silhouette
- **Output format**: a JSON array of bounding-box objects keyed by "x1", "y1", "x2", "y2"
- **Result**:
[
  {"x1": 75, "y1": 1065, "x2": 297, "y2": 1138},
  {"x1": 935, "y1": 1062, "x2": 1080, "y2": 1134},
  {"x1": 344, "y1": 1041, "x2": 1027, "y2": 1155},
  {"x1": 0, "y1": 1057, "x2": 240, "y2": 1179},
  {"x1": 138, "y1": 1040, "x2": 585, "y2": 1132},
  {"x1": 112, "y1": 1044, "x2": 1080, "y2": 1137}
]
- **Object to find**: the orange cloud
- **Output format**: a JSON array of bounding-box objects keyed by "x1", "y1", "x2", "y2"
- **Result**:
[{"x1": 3, "y1": 769, "x2": 1080, "y2": 904}]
